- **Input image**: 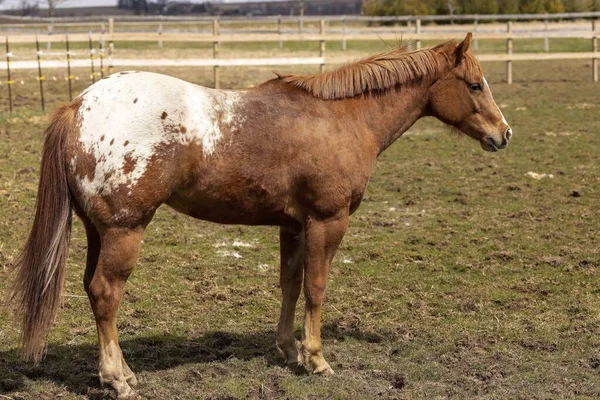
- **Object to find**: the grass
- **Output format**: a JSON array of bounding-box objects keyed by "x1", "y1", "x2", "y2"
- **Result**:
[{"x1": 0, "y1": 57, "x2": 599, "y2": 399}]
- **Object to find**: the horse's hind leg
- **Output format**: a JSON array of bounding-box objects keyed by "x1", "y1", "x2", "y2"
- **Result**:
[
  {"x1": 85, "y1": 226, "x2": 143, "y2": 398},
  {"x1": 276, "y1": 226, "x2": 304, "y2": 365}
]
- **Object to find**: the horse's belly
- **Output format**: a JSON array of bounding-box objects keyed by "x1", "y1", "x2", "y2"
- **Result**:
[{"x1": 166, "y1": 191, "x2": 293, "y2": 225}]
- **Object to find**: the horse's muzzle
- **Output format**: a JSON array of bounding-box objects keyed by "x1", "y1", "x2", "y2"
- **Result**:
[{"x1": 482, "y1": 127, "x2": 512, "y2": 152}]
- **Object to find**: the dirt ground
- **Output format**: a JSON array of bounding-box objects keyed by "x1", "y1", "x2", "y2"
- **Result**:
[{"x1": 0, "y1": 45, "x2": 599, "y2": 399}]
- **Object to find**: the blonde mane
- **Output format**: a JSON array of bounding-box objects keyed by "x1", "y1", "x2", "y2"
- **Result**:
[{"x1": 275, "y1": 40, "x2": 483, "y2": 100}]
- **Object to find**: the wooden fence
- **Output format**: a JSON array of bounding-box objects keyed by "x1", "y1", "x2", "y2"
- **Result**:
[{"x1": 0, "y1": 14, "x2": 598, "y2": 111}]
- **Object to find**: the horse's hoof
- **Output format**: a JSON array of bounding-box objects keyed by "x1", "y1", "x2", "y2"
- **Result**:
[
  {"x1": 277, "y1": 340, "x2": 302, "y2": 366},
  {"x1": 102, "y1": 378, "x2": 137, "y2": 399},
  {"x1": 125, "y1": 374, "x2": 138, "y2": 387},
  {"x1": 313, "y1": 362, "x2": 335, "y2": 376}
]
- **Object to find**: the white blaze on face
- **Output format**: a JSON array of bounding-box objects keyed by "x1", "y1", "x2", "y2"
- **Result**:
[
  {"x1": 72, "y1": 71, "x2": 243, "y2": 206},
  {"x1": 483, "y1": 77, "x2": 509, "y2": 126}
]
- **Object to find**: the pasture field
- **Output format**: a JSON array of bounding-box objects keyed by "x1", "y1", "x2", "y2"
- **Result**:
[{"x1": 0, "y1": 55, "x2": 599, "y2": 399}]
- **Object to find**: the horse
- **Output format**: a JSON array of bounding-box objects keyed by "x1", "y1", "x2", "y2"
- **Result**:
[{"x1": 11, "y1": 33, "x2": 511, "y2": 398}]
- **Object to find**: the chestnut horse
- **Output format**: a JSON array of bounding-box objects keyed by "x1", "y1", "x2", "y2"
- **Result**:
[{"x1": 12, "y1": 33, "x2": 511, "y2": 397}]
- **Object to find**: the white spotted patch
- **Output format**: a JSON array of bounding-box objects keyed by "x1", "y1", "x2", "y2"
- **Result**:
[{"x1": 72, "y1": 71, "x2": 244, "y2": 205}]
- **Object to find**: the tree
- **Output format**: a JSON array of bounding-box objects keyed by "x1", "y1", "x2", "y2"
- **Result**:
[
  {"x1": 46, "y1": 0, "x2": 68, "y2": 18},
  {"x1": 520, "y1": 0, "x2": 546, "y2": 13},
  {"x1": 546, "y1": 0, "x2": 566, "y2": 12},
  {"x1": 499, "y1": 0, "x2": 520, "y2": 13},
  {"x1": 563, "y1": 0, "x2": 593, "y2": 11},
  {"x1": 20, "y1": 0, "x2": 40, "y2": 16}
]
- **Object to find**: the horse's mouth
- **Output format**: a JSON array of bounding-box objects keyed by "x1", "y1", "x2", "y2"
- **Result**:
[{"x1": 481, "y1": 137, "x2": 502, "y2": 152}]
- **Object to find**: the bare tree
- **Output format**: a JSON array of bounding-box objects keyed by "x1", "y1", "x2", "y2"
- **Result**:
[
  {"x1": 20, "y1": 0, "x2": 40, "y2": 16},
  {"x1": 47, "y1": 0, "x2": 67, "y2": 17}
]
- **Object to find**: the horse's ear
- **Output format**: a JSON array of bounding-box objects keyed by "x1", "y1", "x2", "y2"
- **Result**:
[{"x1": 455, "y1": 32, "x2": 472, "y2": 65}]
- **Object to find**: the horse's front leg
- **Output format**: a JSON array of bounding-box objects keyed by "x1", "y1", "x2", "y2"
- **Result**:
[
  {"x1": 276, "y1": 225, "x2": 305, "y2": 365},
  {"x1": 300, "y1": 210, "x2": 349, "y2": 375}
]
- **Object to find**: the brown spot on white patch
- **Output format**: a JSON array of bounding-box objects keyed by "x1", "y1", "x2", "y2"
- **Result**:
[
  {"x1": 86, "y1": 107, "x2": 91, "y2": 111},
  {"x1": 103, "y1": 170, "x2": 114, "y2": 182},
  {"x1": 124, "y1": 140, "x2": 130, "y2": 147},
  {"x1": 100, "y1": 135, "x2": 105, "y2": 142},
  {"x1": 110, "y1": 138, "x2": 115, "y2": 146},
  {"x1": 180, "y1": 126, "x2": 187, "y2": 134},
  {"x1": 133, "y1": 98, "x2": 138, "y2": 104},
  {"x1": 122, "y1": 153, "x2": 137, "y2": 175},
  {"x1": 70, "y1": 142, "x2": 97, "y2": 181},
  {"x1": 161, "y1": 111, "x2": 168, "y2": 120}
]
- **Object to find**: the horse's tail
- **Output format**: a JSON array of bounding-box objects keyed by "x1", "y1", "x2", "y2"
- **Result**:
[{"x1": 11, "y1": 102, "x2": 78, "y2": 362}]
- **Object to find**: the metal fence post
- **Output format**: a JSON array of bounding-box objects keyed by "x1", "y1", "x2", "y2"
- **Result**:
[{"x1": 35, "y1": 35, "x2": 45, "y2": 111}]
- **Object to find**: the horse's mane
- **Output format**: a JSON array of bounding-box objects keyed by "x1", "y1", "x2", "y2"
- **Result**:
[{"x1": 274, "y1": 39, "x2": 483, "y2": 100}]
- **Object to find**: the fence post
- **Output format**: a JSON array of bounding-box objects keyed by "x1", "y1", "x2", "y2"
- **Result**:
[
  {"x1": 593, "y1": 20, "x2": 598, "y2": 82},
  {"x1": 88, "y1": 31, "x2": 96, "y2": 84},
  {"x1": 415, "y1": 18, "x2": 421, "y2": 49},
  {"x1": 342, "y1": 16, "x2": 347, "y2": 51},
  {"x1": 474, "y1": 15, "x2": 478, "y2": 51},
  {"x1": 544, "y1": 14, "x2": 549, "y2": 52},
  {"x1": 108, "y1": 18, "x2": 114, "y2": 75},
  {"x1": 35, "y1": 35, "x2": 45, "y2": 111},
  {"x1": 506, "y1": 21, "x2": 513, "y2": 85},
  {"x1": 47, "y1": 21, "x2": 53, "y2": 50},
  {"x1": 66, "y1": 35, "x2": 73, "y2": 101},
  {"x1": 5, "y1": 37, "x2": 13, "y2": 113},
  {"x1": 99, "y1": 35, "x2": 105, "y2": 79},
  {"x1": 320, "y1": 19, "x2": 326, "y2": 73},
  {"x1": 278, "y1": 16, "x2": 283, "y2": 49},
  {"x1": 213, "y1": 18, "x2": 220, "y2": 89},
  {"x1": 158, "y1": 23, "x2": 163, "y2": 48}
]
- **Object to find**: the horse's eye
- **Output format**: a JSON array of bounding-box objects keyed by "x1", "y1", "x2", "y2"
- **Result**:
[{"x1": 469, "y1": 82, "x2": 482, "y2": 91}]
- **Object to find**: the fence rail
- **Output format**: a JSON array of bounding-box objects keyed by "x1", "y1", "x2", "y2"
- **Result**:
[
  {"x1": 2, "y1": 30, "x2": 599, "y2": 43},
  {"x1": 0, "y1": 15, "x2": 598, "y2": 112}
]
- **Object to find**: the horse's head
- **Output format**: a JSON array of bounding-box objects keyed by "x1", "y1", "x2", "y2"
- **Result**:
[{"x1": 428, "y1": 33, "x2": 512, "y2": 152}]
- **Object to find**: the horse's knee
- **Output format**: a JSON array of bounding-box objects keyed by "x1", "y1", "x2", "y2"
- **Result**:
[
  {"x1": 304, "y1": 281, "x2": 326, "y2": 306},
  {"x1": 87, "y1": 275, "x2": 118, "y2": 315}
]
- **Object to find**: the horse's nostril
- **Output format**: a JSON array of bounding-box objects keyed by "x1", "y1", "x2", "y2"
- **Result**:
[{"x1": 505, "y1": 127, "x2": 513, "y2": 141}]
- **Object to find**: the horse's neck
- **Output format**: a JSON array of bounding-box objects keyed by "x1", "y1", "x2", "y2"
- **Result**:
[{"x1": 360, "y1": 83, "x2": 431, "y2": 155}]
